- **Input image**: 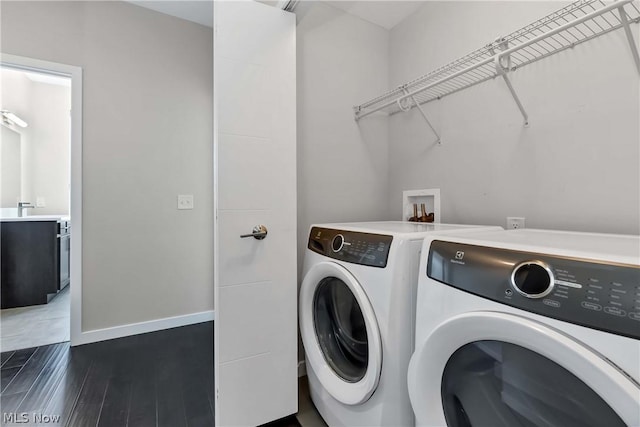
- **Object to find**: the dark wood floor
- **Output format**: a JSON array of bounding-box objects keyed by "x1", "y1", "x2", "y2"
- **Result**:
[
  {"x1": 1, "y1": 322, "x2": 214, "y2": 427},
  {"x1": 0, "y1": 322, "x2": 301, "y2": 427}
]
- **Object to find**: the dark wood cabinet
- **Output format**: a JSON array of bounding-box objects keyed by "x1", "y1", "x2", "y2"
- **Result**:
[{"x1": 1, "y1": 220, "x2": 61, "y2": 309}]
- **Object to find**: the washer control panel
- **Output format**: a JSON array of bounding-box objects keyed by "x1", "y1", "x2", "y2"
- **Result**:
[
  {"x1": 308, "y1": 227, "x2": 393, "y2": 268},
  {"x1": 427, "y1": 240, "x2": 640, "y2": 340}
]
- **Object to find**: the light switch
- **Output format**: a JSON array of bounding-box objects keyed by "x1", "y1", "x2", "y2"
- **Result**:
[
  {"x1": 177, "y1": 194, "x2": 194, "y2": 210},
  {"x1": 36, "y1": 197, "x2": 46, "y2": 207}
]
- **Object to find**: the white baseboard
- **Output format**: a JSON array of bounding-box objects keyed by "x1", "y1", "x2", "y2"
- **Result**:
[
  {"x1": 72, "y1": 310, "x2": 215, "y2": 346},
  {"x1": 297, "y1": 360, "x2": 306, "y2": 377}
]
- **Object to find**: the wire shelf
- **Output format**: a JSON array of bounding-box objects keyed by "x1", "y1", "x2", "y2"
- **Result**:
[{"x1": 354, "y1": 0, "x2": 640, "y2": 122}]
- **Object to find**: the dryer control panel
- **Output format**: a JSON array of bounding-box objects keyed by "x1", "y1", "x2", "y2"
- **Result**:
[
  {"x1": 427, "y1": 240, "x2": 640, "y2": 340},
  {"x1": 308, "y1": 227, "x2": 393, "y2": 268}
]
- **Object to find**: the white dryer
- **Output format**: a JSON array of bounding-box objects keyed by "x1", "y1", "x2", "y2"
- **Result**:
[
  {"x1": 408, "y1": 228, "x2": 640, "y2": 427},
  {"x1": 299, "y1": 222, "x2": 501, "y2": 426}
]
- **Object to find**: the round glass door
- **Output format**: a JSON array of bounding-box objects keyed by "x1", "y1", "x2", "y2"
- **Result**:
[
  {"x1": 407, "y1": 312, "x2": 639, "y2": 426},
  {"x1": 441, "y1": 341, "x2": 625, "y2": 427},
  {"x1": 299, "y1": 261, "x2": 382, "y2": 405},
  {"x1": 313, "y1": 277, "x2": 368, "y2": 383}
]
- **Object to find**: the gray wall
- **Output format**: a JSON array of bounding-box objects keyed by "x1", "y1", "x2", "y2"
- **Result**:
[
  {"x1": 388, "y1": 1, "x2": 640, "y2": 234},
  {"x1": 296, "y1": 1, "x2": 391, "y2": 279},
  {"x1": 1, "y1": 1, "x2": 214, "y2": 331},
  {"x1": 295, "y1": 2, "x2": 391, "y2": 362}
]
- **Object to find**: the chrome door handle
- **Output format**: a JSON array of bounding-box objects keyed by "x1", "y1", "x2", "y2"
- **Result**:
[{"x1": 240, "y1": 225, "x2": 268, "y2": 240}]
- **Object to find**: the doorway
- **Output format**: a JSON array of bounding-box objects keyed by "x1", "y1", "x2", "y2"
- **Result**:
[{"x1": 0, "y1": 53, "x2": 82, "y2": 351}]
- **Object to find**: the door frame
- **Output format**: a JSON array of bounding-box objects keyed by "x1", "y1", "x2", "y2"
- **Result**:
[
  {"x1": 0, "y1": 53, "x2": 83, "y2": 347},
  {"x1": 407, "y1": 311, "x2": 640, "y2": 426}
]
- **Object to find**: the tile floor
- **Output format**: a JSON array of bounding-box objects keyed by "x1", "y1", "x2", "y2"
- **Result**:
[{"x1": 0, "y1": 286, "x2": 70, "y2": 352}]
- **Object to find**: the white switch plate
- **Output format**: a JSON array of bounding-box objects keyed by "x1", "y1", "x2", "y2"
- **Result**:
[
  {"x1": 177, "y1": 194, "x2": 194, "y2": 210},
  {"x1": 36, "y1": 197, "x2": 46, "y2": 207}
]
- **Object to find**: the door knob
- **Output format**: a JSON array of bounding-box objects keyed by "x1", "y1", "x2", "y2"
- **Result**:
[{"x1": 240, "y1": 225, "x2": 268, "y2": 240}]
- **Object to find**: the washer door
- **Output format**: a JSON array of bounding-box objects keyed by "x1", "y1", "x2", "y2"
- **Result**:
[
  {"x1": 408, "y1": 312, "x2": 640, "y2": 427},
  {"x1": 300, "y1": 261, "x2": 382, "y2": 405}
]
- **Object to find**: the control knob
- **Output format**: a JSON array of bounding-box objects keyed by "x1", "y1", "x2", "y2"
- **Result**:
[
  {"x1": 510, "y1": 261, "x2": 554, "y2": 299},
  {"x1": 332, "y1": 234, "x2": 345, "y2": 252}
]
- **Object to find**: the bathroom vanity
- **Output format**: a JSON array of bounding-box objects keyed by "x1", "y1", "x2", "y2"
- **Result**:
[{"x1": 0, "y1": 216, "x2": 70, "y2": 309}]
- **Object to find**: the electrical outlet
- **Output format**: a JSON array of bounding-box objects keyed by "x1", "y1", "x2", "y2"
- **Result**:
[
  {"x1": 36, "y1": 197, "x2": 46, "y2": 207},
  {"x1": 507, "y1": 217, "x2": 525, "y2": 229},
  {"x1": 177, "y1": 194, "x2": 194, "y2": 210}
]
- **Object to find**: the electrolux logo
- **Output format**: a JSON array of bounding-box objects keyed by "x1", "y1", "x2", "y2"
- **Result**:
[{"x1": 450, "y1": 250, "x2": 466, "y2": 265}]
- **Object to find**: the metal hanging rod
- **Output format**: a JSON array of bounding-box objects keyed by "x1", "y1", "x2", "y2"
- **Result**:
[{"x1": 354, "y1": 0, "x2": 640, "y2": 127}]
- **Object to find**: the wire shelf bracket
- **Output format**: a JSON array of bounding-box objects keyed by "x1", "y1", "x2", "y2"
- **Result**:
[
  {"x1": 490, "y1": 38, "x2": 530, "y2": 126},
  {"x1": 397, "y1": 85, "x2": 442, "y2": 144},
  {"x1": 354, "y1": 0, "x2": 640, "y2": 131},
  {"x1": 618, "y1": 2, "x2": 640, "y2": 73}
]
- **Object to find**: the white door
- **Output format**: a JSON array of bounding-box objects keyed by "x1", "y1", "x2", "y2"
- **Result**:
[
  {"x1": 213, "y1": 1, "x2": 297, "y2": 426},
  {"x1": 407, "y1": 312, "x2": 640, "y2": 427},
  {"x1": 299, "y1": 261, "x2": 382, "y2": 405}
]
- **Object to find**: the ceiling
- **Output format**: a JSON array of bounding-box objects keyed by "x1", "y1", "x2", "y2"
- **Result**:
[
  {"x1": 325, "y1": 1, "x2": 424, "y2": 30},
  {"x1": 126, "y1": 1, "x2": 422, "y2": 31},
  {"x1": 125, "y1": 1, "x2": 214, "y2": 28}
]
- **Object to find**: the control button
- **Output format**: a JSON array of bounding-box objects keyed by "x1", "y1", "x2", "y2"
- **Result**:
[
  {"x1": 603, "y1": 307, "x2": 626, "y2": 317},
  {"x1": 331, "y1": 234, "x2": 344, "y2": 252},
  {"x1": 511, "y1": 261, "x2": 554, "y2": 299},
  {"x1": 505, "y1": 289, "x2": 513, "y2": 296},
  {"x1": 543, "y1": 299, "x2": 561, "y2": 308},
  {"x1": 581, "y1": 301, "x2": 602, "y2": 311},
  {"x1": 629, "y1": 312, "x2": 640, "y2": 322},
  {"x1": 554, "y1": 279, "x2": 582, "y2": 289}
]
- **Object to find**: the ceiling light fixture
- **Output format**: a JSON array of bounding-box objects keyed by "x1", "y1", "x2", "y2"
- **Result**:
[{"x1": 0, "y1": 110, "x2": 28, "y2": 128}]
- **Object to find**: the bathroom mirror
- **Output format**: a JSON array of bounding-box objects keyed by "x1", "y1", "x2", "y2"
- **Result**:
[
  {"x1": 1, "y1": 125, "x2": 22, "y2": 208},
  {"x1": 1, "y1": 66, "x2": 71, "y2": 216}
]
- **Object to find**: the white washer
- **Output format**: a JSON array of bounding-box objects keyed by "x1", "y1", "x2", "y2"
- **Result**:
[
  {"x1": 299, "y1": 222, "x2": 502, "y2": 427},
  {"x1": 408, "y1": 228, "x2": 640, "y2": 427}
]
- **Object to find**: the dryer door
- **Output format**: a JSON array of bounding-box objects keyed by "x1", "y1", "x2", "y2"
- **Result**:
[
  {"x1": 300, "y1": 261, "x2": 382, "y2": 405},
  {"x1": 408, "y1": 312, "x2": 640, "y2": 427}
]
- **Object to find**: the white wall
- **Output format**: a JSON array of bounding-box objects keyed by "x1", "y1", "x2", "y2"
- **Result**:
[
  {"x1": 27, "y1": 80, "x2": 71, "y2": 215},
  {"x1": 1, "y1": 1, "x2": 214, "y2": 332},
  {"x1": 296, "y1": 2, "x2": 391, "y2": 278},
  {"x1": 388, "y1": 1, "x2": 640, "y2": 234}
]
